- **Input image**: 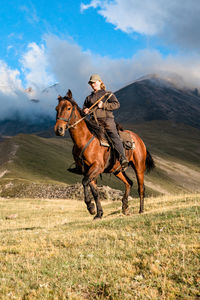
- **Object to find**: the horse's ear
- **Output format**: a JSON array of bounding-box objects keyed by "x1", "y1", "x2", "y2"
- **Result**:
[
  {"x1": 57, "y1": 95, "x2": 62, "y2": 102},
  {"x1": 66, "y1": 89, "x2": 72, "y2": 99}
]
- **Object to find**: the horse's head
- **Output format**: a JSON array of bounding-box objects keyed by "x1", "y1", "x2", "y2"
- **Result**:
[{"x1": 54, "y1": 89, "x2": 77, "y2": 136}]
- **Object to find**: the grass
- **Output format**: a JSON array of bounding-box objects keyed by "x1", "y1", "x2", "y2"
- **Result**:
[{"x1": 0, "y1": 193, "x2": 199, "y2": 299}]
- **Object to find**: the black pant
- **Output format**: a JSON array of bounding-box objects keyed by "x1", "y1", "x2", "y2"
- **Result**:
[{"x1": 98, "y1": 118, "x2": 126, "y2": 160}]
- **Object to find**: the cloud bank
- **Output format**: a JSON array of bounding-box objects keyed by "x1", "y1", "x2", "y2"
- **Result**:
[
  {"x1": 1, "y1": 34, "x2": 200, "y2": 121},
  {"x1": 81, "y1": 0, "x2": 200, "y2": 50}
]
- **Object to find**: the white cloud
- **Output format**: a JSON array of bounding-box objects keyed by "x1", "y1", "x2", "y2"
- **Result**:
[
  {"x1": 7, "y1": 45, "x2": 13, "y2": 52},
  {"x1": 1, "y1": 35, "x2": 200, "y2": 122},
  {"x1": 0, "y1": 61, "x2": 23, "y2": 95},
  {"x1": 20, "y1": 42, "x2": 55, "y2": 90},
  {"x1": 45, "y1": 35, "x2": 200, "y2": 95},
  {"x1": 0, "y1": 47, "x2": 57, "y2": 121},
  {"x1": 80, "y1": 0, "x2": 101, "y2": 12},
  {"x1": 20, "y1": 5, "x2": 39, "y2": 24},
  {"x1": 81, "y1": 0, "x2": 200, "y2": 50}
]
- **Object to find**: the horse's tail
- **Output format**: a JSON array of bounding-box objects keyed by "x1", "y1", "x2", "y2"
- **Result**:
[{"x1": 145, "y1": 150, "x2": 155, "y2": 173}]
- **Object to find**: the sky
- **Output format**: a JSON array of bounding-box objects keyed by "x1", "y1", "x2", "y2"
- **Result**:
[{"x1": 0, "y1": 0, "x2": 200, "y2": 120}]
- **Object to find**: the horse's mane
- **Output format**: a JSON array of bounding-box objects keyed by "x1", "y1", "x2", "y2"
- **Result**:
[{"x1": 62, "y1": 95, "x2": 104, "y2": 140}]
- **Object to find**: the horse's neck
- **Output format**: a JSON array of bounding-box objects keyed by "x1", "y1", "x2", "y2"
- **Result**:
[{"x1": 69, "y1": 110, "x2": 93, "y2": 149}]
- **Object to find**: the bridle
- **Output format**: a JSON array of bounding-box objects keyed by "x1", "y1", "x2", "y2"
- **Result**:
[
  {"x1": 57, "y1": 104, "x2": 76, "y2": 129},
  {"x1": 56, "y1": 98, "x2": 96, "y2": 130},
  {"x1": 56, "y1": 99, "x2": 96, "y2": 164},
  {"x1": 56, "y1": 99, "x2": 90, "y2": 130}
]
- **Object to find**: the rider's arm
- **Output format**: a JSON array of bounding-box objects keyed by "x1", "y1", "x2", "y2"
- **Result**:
[
  {"x1": 82, "y1": 96, "x2": 90, "y2": 114},
  {"x1": 103, "y1": 93, "x2": 120, "y2": 111}
]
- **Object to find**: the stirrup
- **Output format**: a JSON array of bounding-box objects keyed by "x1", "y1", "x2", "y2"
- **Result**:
[
  {"x1": 121, "y1": 159, "x2": 129, "y2": 170},
  {"x1": 113, "y1": 162, "x2": 128, "y2": 174}
]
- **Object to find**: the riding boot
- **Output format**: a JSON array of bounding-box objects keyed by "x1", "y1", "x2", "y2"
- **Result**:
[
  {"x1": 120, "y1": 156, "x2": 129, "y2": 170},
  {"x1": 111, "y1": 135, "x2": 128, "y2": 169}
]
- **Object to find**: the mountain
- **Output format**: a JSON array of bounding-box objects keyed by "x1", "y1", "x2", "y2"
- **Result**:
[
  {"x1": 0, "y1": 115, "x2": 55, "y2": 136},
  {"x1": 115, "y1": 74, "x2": 200, "y2": 128},
  {"x1": 0, "y1": 83, "x2": 63, "y2": 136},
  {"x1": 0, "y1": 74, "x2": 200, "y2": 136}
]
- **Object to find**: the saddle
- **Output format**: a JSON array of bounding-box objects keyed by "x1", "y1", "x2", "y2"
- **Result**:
[{"x1": 100, "y1": 130, "x2": 135, "y2": 150}]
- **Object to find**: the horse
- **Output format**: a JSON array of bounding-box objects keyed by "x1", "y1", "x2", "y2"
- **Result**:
[{"x1": 54, "y1": 90, "x2": 155, "y2": 219}]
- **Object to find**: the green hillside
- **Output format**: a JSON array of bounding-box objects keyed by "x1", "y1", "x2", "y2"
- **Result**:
[
  {"x1": 0, "y1": 133, "x2": 156, "y2": 198},
  {"x1": 0, "y1": 120, "x2": 199, "y2": 198}
]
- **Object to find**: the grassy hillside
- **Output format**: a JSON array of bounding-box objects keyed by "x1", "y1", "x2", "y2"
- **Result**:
[
  {"x1": 125, "y1": 121, "x2": 200, "y2": 194},
  {"x1": 0, "y1": 194, "x2": 199, "y2": 299},
  {"x1": 0, "y1": 134, "x2": 157, "y2": 198},
  {"x1": 0, "y1": 120, "x2": 200, "y2": 198}
]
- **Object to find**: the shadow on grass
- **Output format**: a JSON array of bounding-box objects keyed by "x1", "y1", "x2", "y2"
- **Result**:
[
  {"x1": 106, "y1": 209, "x2": 121, "y2": 217},
  {"x1": 0, "y1": 226, "x2": 43, "y2": 233}
]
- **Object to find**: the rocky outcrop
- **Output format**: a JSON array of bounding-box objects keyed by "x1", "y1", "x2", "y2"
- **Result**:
[{"x1": 0, "y1": 182, "x2": 131, "y2": 201}]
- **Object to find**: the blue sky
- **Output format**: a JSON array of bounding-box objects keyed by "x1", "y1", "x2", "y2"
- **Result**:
[
  {"x1": 0, "y1": 0, "x2": 200, "y2": 118},
  {"x1": 1, "y1": 0, "x2": 152, "y2": 68}
]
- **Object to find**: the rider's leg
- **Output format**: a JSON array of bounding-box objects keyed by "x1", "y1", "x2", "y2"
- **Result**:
[{"x1": 103, "y1": 118, "x2": 129, "y2": 169}]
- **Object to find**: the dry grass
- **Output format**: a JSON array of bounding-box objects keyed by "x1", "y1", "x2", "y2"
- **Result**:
[{"x1": 0, "y1": 194, "x2": 199, "y2": 299}]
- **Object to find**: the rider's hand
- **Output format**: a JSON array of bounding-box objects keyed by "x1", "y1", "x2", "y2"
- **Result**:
[
  {"x1": 98, "y1": 101, "x2": 103, "y2": 109},
  {"x1": 83, "y1": 108, "x2": 89, "y2": 114}
]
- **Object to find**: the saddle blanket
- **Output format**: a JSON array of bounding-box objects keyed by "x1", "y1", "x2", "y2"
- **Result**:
[{"x1": 100, "y1": 130, "x2": 135, "y2": 150}]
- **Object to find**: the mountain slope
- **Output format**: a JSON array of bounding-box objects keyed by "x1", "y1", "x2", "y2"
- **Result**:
[
  {"x1": 0, "y1": 116, "x2": 55, "y2": 136},
  {"x1": 0, "y1": 120, "x2": 199, "y2": 198},
  {"x1": 115, "y1": 75, "x2": 200, "y2": 128}
]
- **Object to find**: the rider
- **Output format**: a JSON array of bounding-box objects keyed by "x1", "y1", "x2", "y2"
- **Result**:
[{"x1": 83, "y1": 74, "x2": 129, "y2": 170}]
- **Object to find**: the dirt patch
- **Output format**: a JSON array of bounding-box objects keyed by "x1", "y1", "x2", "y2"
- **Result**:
[
  {"x1": 145, "y1": 179, "x2": 171, "y2": 195},
  {"x1": 0, "y1": 138, "x2": 19, "y2": 166},
  {"x1": 8, "y1": 144, "x2": 19, "y2": 163},
  {"x1": 0, "y1": 170, "x2": 8, "y2": 178},
  {"x1": 154, "y1": 155, "x2": 200, "y2": 192}
]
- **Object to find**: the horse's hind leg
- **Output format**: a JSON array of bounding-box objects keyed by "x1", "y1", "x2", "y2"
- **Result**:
[
  {"x1": 135, "y1": 171, "x2": 145, "y2": 213},
  {"x1": 82, "y1": 176, "x2": 96, "y2": 215},
  {"x1": 115, "y1": 171, "x2": 132, "y2": 215}
]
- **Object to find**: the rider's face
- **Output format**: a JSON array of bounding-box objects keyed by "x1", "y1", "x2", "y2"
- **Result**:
[{"x1": 90, "y1": 80, "x2": 101, "y2": 92}]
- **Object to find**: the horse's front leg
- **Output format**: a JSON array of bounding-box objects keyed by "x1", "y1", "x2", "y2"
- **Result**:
[
  {"x1": 82, "y1": 163, "x2": 103, "y2": 219},
  {"x1": 82, "y1": 178, "x2": 96, "y2": 215},
  {"x1": 89, "y1": 180, "x2": 103, "y2": 219}
]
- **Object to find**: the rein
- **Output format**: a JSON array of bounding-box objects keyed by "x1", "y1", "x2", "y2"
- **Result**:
[
  {"x1": 57, "y1": 106, "x2": 95, "y2": 130},
  {"x1": 57, "y1": 92, "x2": 113, "y2": 130}
]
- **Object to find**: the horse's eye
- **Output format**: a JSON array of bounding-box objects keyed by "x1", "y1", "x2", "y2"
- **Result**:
[{"x1": 67, "y1": 107, "x2": 71, "y2": 110}]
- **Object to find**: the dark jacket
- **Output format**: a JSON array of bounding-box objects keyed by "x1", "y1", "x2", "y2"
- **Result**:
[{"x1": 83, "y1": 89, "x2": 120, "y2": 119}]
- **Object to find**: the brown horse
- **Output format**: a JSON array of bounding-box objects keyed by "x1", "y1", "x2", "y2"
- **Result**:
[{"x1": 54, "y1": 90, "x2": 155, "y2": 219}]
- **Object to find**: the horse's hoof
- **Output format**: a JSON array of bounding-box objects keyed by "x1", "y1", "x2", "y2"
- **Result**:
[
  {"x1": 122, "y1": 208, "x2": 130, "y2": 216},
  {"x1": 93, "y1": 216, "x2": 101, "y2": 220},
  {"x1": 139, "y1": 209, "x2": 144, "y2": 214},
  {"x1": 93, "y1": 214, "x2": 103, "y2": 220},
  {"x1": 88, "y1": 204, "x2": 96, "y2": 215}
]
